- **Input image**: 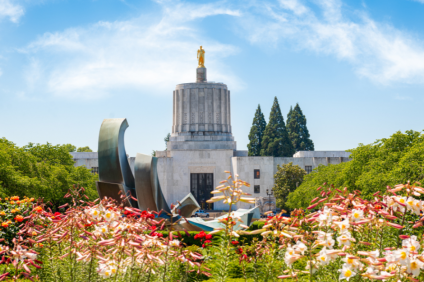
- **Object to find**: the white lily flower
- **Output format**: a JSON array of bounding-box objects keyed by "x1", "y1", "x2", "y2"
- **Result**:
[
  {"x1": 350, "y1": 209, "x2": 364, "y2": 222},
  {"x1": 339, "y1": 264, "x2": 356, "y2": 281}
]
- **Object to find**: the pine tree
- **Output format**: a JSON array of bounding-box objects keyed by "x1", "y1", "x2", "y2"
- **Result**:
[
  {"x1": 286, "y1": 103, "x2": 314, "y2": 151},
  {"x1": 260, "y1": 97, "x2": 294, "y2": 157},
  {"x1": 247, "y1": 105, "x2": 267, "y2": 156},
  {"x1": 286, "y1": 106, "x2": 293, "y2": 129}
]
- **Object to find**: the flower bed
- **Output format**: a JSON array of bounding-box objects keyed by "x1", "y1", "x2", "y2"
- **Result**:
[{"x1": 1, "y1": 176, "x2": 424, "y2": 281}]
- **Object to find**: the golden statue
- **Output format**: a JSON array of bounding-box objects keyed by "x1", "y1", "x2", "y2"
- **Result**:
[{"x1": 197, "y1": 46, "x2": 205, "y2": 68}]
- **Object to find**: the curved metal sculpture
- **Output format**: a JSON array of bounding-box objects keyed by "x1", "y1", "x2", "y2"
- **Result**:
[
  {"x1": 172, "y1": 193, "x2": 200, "y2": 218},
  {"x1": 97, "y1": 118, "x2": 137, "y2": 207},
  {"x1": 96, "y1": 118, "x2": 200, "y2": 222},
  {"x1": 134, "y1": 153, "x2": 170, "y2": 213}
]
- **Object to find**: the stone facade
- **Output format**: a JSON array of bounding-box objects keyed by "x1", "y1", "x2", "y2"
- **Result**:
[{"x1": 71, "y1": 66, "x2": 352, "y2": 211}]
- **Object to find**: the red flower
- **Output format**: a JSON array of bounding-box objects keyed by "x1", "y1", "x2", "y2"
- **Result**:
[
  {"x1": 149, "y1": 225, "x2": 157, "y2": 231},
  {"x1": 34, "y1": 206, "x2": 43, "y2": 213},
  {"x1": 205, "y1": 234, "x2": 212, "y2": 240},
  {"x1": 204, "y1": 240, "x2": 211, "y2": 244},
  {"x1": 52, "y1": 212, "x2": 62, "y2": 220},
  {"x1": 231, "y1": 241, "x2": 239, "y2": 245},
  {"x1": 15, "y1": 215, "x2": 24, "y2": 222}
]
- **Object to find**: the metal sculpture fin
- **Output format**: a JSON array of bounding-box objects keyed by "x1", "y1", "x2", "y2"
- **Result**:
[{"x1": 97, "y1": 118, "x2": 137, "y2": 207}]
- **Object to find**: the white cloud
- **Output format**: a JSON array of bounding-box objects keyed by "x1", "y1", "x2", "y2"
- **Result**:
[
  {"x1": 0, "y1": 0, "x2": 24, "y2": 23},
  {"x1": 21, "y1": 0, "x2": 242, "y2": 99},
  {"x1": 20, "y1": 0, "x2": 424, "y2": 97},
  {"x1": 238, "y1": 0, "x2": 424, "y2": 85}
]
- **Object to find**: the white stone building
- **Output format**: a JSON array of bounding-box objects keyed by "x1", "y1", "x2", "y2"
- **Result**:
[{"x1": 71, "y1": 67, "x2": 351, "y2": 211}]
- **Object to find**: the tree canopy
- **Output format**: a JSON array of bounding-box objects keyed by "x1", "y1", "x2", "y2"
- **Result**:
[
  {"x1": 247, "y1": 105, "x2": 267, "y2": 156},
  {"x1": 286, "y1": 130, "x2": 424, "y2": 209},
  {"x1": 0, "y1": 138, "x2": 98, "y2": 209},
  {"x1": 272, "y1": 162, "x2": 306, "y2": 210},
  {"x1": 286, "y1": 103, "x2": 314, "y2": 151},
  {"x1": 260, "y1": 97, "x2": 294, "y2": 157},
  {"x1": 63, "y1": 144, "x2": 77, "y2": 152},
  {"x1": 77, "y1": 146, "x2": 93, "y2": 152}
]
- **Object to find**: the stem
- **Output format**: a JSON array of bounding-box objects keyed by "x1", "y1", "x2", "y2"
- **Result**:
[
  {"x1": 69, "y1": 217, "x2": 75, "y2": 282},
  {"x1": 114, "y1": 239, "x2": 127, "y2": 281},
  {"x1": 379, "y1": 224, "x2": 384, "y2": 255},
  {"x1": 308, "y1": 245, "x2": 313, "y2": 282},
  {"x1": 397, "y1": 208, "x2": 408, "y2": 247},
  {"x1": 162, "y1": 237, "x2": 170, "y2": 282},
  {"x1": 87, "y1": 246, "x2": 94, "y2": 282}
]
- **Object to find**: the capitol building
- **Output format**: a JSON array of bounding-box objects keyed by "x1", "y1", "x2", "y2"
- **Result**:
[{"x1": 72, "y1": 50, "x2": 350, "y2": 211}]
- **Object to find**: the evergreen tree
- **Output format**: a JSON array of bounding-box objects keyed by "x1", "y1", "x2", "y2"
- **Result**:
[
  {"x1": 164, "y1": 133, "x2": 170, "y2": 151},
  {"x1": 286, "y1": 103, "x2": 314, "y2": 151},
  {"x1": 260, "y1": 97, "x2": 294, "y2": 157},
  {"x1": 247, "y1": 105, "x2": 267, "y2": 156},
  {"x1": 286, "y1": 106, "x2": 293, "y2": 131}
]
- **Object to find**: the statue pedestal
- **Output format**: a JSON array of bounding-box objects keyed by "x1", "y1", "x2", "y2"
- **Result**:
[{"x1": 196, "y1": 67, "x2": 207, "y2": 83}]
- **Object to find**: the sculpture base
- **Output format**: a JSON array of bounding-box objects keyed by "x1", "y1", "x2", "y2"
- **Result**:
[
  {"x1": 196, "y1": 67, "x2": 207, "y2": 83},
  {"x1": 96, "y1": 181, "x2": 132, "y2": 207}
]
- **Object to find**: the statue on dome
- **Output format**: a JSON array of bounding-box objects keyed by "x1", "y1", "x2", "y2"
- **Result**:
[{"x1": 197, "y1": 46, "x2": 205, "y2": 68}]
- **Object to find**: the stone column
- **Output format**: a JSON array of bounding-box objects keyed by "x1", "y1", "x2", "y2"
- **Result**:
[
  {"x1": 172, "y1": 90, "x2": 176, "y2": 133},
  {"x1": 227, "y1": 91, "x2": 231, "y2": 133},
  {"x1": 213, "y1": 88, "x2": 220, "y2": 131},
  {"x1": 178, "y1": 90, "x2": 183, "y2": 132},
  {"x1": 196, "y1": 68, "x2": 207, "y2": 83},
  {"x1": 221, "y1": 89, "x2": 227, "y2": 132}
]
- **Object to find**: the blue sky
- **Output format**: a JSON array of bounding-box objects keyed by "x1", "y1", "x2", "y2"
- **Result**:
[{"x1": 1, "y1": 0, "x2": 424, "y2": 156}]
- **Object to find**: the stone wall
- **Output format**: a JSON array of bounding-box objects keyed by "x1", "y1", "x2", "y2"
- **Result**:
[
  {"x1": 70, "y1": 152, "x2": 98, "y2": 169},
  {"x1": 157, "y1": 149, "x2": 234, "y2": 210},
  {"x1": 71, "y1": 150, "x2": 352, "y2": 211}
]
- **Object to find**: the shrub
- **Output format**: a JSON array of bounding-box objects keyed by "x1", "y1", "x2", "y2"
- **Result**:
[
  {"x1": 0, "y1": 196, "x2": 37, "y2": 245},
  {"x1": 0, "y1": 138, "x2": 98, "y2": 209},
  {"x1": 286, "y1": 129, "x2": 424, "y2": 209}
]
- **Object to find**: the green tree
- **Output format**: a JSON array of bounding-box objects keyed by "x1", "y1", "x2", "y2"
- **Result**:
[
  {"x1": 164, "y1": 133, "x2": 170, "y2": 150},
  {"x1": 77, "y1": 146, "x2": 93, "y2": 152},
  {"x1": 286, "y1": 106, "x2": 293, "y2": 130},
  {"x1": 286, "y1": 130, "x2": 424, "y2": 209},
  {"x1": 260, "y1": 97, "x2": 294, "y2": 157},
  {"x1": 247, "y1": 105, "x2": 267, "y2": 156},
  {"x1": 273, "y1": 162, "x2": 306, "y2": 210},
  {"x1": 286, "y1": 103, "x2": 314, "y2": 152},
  {"x1": 63, "y1": 144, "x2": 76, "y2": 152},
  {"x1": 0, "y1": 138, "x2": 98, "y2": 209}
]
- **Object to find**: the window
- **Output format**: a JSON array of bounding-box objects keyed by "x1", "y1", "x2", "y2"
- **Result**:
[
  {"x1": 190, "y1": 173, "x2": 214, "y2": 209},
  {"x1": 91, "y1": 167, "x2": 99, "y2": 174},
  {"x1": 254, "y1": 169, "x2": 260, "y2": 179},
  {"x1": 254, "y1": 185, "x2": 260, "y2": 193},
  {"x1": 305, "y1": 166, "x2": 313, "y2": 174}
]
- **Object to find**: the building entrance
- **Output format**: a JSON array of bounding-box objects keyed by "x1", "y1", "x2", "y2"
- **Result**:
[{"x1": 190, "y1": 173, "x2": 214, "y2": 210}]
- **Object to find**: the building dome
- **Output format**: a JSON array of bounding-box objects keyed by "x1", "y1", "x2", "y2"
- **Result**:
[{"x1": 169, "y1": 66, "x2": 236, "y2": 150}]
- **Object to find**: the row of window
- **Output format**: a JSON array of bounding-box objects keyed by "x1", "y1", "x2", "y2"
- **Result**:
[
  {"x1": 91, "y1": 166, "x2": 313, "y2": 177},
  {"x1": 254, "y1": 166, "x2": 313, "y2": 179}
]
